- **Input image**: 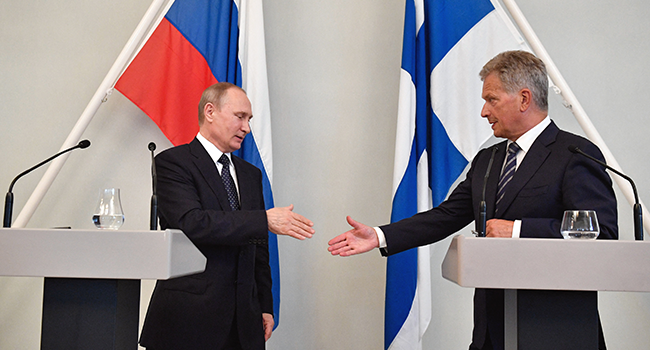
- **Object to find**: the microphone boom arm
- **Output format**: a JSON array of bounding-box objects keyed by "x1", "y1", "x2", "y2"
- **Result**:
[
  {"x1": 149, "y1": 142, "x2": 158, "y2": 230},
  {"x1": 569, "y1": 145, "x2": 643, "y2": 241},
  {"x1": 3, "y1": 140, "x2": 90, "y2": 228},
  {"x1": 478, "y1": 146, "x2": 498, "y2": 237}
]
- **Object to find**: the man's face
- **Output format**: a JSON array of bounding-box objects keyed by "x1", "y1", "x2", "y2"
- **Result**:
[
  {"x1": 480, "y1": 73, "x2": 526, "y2": 141},
  {"x1": 205, "y1": 88, "x2": 253, "y2": 153}
]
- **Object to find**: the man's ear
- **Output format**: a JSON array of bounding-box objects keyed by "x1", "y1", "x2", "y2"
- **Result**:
[
  {"x1": 203, "y1": 102, "x2": 215, "y2": 122},
  {"x1": 519, "y1": 88, "x2": 532, "y2": 112}
]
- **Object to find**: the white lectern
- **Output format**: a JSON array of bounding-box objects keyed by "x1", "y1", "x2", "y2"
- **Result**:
[
  {"x1": 441, "y1": 235, "x2": 650, "y2": 350},
  {"x1": 0, "y1": 228, "x2": 206, "y2": 350}
]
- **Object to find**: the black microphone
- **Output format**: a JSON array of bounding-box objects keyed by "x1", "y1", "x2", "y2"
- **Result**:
[
  {"x1": 3, "y1": 140, "x2": 91, "y2": 228},
  {"x1": 478, "y1": 146, "x2": 498, "y2": 237},
  {"x1": 148, "y1": 142, "x2": 158, "y2": 230},
  {"x1": 568, "y1": 145, "x2": 643, "y2": 241}
]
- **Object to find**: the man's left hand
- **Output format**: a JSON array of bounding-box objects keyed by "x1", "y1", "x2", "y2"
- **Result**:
[
  {"x1": 262, "y1": 313, "x2": 274, "y2": 341},
  {"x1": 486, "y1": 219, "x2": 514, "y2": 237}
]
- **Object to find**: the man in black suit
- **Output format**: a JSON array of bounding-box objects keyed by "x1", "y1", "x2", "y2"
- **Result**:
[
  {"x1": 328, "y1": 51, "x2": 617, "y2": 349},
  {"x1": 140, "y1": 82, "x2": 315, "y2": 350}
]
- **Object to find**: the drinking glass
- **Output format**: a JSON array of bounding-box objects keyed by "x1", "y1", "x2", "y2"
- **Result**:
[
  {"x1": 93, "y1": 188, "x2": 124, "y2": 229},
  {"x1": 560, "y1": 210, "x2": 599, "y2": 239}
]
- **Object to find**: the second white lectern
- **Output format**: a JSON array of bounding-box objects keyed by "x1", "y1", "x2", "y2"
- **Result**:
[{"x1": 441, "y1": 235, "x2": 650, "y2": 350}]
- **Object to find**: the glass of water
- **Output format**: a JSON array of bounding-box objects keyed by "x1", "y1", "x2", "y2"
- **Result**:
[
  {"x1": 93, "y1": 188, "x2": 124, "y2": 229},
  {"x1": 560, "y1": 210, "x2": 599, "y2": 239}
]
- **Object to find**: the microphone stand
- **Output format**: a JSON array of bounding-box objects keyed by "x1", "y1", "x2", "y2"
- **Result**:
[
  {"x1": 149, "y1": 142, "x2": 158, "y2": 230},
  {"x1": 478, "y1": 147, "x2": 498, "y2": 237},
  {"x1": 3, "y1": 140, "x2": 91, "y2": 228},
  {"x1": 569, "y1": 145, "x2": 643, "y2": 241}
]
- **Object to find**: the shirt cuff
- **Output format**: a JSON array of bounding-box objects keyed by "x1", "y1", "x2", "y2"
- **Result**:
[
  {"x1": 374, "y1": 227, "x2": 387, "y2": 248},
  {"x1": 512, "y1": 220, "x2": 522, "y2": 238}
]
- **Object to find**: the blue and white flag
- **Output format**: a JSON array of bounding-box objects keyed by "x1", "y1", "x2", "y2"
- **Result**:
[{"x1": 386, "y1": 0, "x2": 528, "y2": 348}]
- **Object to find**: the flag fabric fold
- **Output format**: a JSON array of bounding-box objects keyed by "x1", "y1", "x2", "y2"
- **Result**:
[
  {"x1": 386, "y1": 0, "x2": 528, "y2": 348},
  {"x1": 115, "y1": 0, "x2": 280, "y2": 327}
]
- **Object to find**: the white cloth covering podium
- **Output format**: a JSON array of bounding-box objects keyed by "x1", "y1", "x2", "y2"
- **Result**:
[
  {"x1": 0, "y1": 228, "x2": 206, "y2": 349},
  {"x1": 442, "y1": 235, "x2": 650, "y2": 350}
]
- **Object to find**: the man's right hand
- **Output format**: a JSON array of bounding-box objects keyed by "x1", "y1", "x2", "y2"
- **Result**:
[
  {"x1": 266, "y1": 204, "x2": 314, "y2": 240},
  {"x1": 327, "y1": 216, "x2": 379, "y2": 256}
]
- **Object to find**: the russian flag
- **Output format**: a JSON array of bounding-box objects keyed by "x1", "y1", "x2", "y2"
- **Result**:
[
  {"x1": 114, "y1": 0, "x2": 280, "y2": 327},
  {"x1": 386, "y1": 0, "x2": 528, "y2": 348}
]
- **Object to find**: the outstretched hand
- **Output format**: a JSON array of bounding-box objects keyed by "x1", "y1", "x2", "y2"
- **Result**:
[
  {"x1": 267, "y1": 204, "x2": 315, "y2": 240},
  {"x1": 327, "y1": 216, "x2": 379, "y2": 256}
]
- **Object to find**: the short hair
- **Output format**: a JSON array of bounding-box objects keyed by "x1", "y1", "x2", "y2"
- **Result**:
[
  {"x1": 479, "y1": 50, "x2": 548, "y2": 111},
  {"x1": 198, "y1": 82, "x2": 246, "y2": 125}
]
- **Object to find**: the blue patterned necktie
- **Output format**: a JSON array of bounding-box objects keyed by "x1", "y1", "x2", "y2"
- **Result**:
[
  {"x1": 496, "y1": 142, "x2": 520, "y2": 212},
  {"x1": 218, "y1": 154, "x2": 240, "y2": 211}
]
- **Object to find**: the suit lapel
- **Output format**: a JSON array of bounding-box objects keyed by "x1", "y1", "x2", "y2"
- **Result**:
[
  {"x1": 495, "y1": 122, "x2": 558, "y2": 216},
  {"x1": 188, "y1": 138, "x2": 231, "y2": 211}
]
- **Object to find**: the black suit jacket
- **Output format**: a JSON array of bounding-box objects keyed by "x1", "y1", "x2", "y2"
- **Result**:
[
  {"x1": 140, "y1": 138, "x2": 272, "y2": 350},
  {"x1": 380, "y1": 121, "x2": 618, "y2": 349}
]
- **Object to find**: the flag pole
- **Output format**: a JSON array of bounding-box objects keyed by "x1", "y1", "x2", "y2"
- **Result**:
[
  {"x1": 12, "y1": 0, "x2": 171, "y2": 228},
  {"x1": 501, "y1": 0, "x2": 650, "y2": 235}
]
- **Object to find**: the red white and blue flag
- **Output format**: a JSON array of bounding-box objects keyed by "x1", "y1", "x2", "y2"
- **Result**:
[
  {"x1": 115, "y1": 0, "x2": 280, "y2": 326},
  {"x1": 387, "y1": 0, "x2": 528, "y2": 348}
]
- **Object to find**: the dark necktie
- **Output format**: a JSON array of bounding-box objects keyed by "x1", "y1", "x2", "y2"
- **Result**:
[
  {"x1": 218, "y1": 154, "x2": 240, "y2": 211},
  {"x1": 496, "y1": 142, "x2": 520, "y2": 212}
]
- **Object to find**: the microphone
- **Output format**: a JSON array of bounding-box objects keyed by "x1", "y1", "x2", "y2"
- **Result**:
[
  {"x1": 148, "y1": 142, "x2": 158, "y2": 230},
  {"x1": 568, "y1": 145, "x2": 643, "y2": 241},
  {"x1": 478, "y1": 146, "x2": 498, "y2": 237},
  {"x1": 3, "y1": 140, "x2": 91, "y2": 228}
]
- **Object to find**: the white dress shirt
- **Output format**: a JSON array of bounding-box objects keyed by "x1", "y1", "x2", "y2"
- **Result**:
[{"x1": 196, "y1": 132, "x2": 240, "y2": 194}]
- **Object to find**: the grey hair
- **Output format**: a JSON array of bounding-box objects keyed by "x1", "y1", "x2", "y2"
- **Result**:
[
  {"x1": 479, "y1": 50, "x2": 548, "y2": 111},
  {"x1": 198, "y1": 82, "x2": 246, "y2": 125}
]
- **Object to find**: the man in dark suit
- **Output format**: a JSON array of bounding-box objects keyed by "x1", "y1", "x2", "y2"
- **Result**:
[
  {"x1": 328, "y1": 51, "x2": 617, "y2": 349},
  {"x1": 140, "y1": 82, "x2": 315, "y2": 350}
]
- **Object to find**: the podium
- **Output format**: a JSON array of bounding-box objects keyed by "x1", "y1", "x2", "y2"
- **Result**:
[
  {"x1": 441, "y1": 235, "x2": 650, "y2": 350},
  {"x1": 0, "y1": 228, "x2": 206, "y2": 350}
]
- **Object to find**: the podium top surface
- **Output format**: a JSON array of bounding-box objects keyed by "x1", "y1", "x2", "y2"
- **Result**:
[
  {"x1": 0, "y1": 228, "x2": 206, "y2": 280},
  {"x1": 441, "y1": 235, "x2": 650, "y2": 292}
]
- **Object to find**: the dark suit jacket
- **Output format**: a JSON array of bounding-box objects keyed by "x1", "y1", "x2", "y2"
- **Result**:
[
  {"x1": 139, "y1": 138, "x2": 273, "y2": 350},
  {"x1": 380, "y1": 121, "x2": 618, "y2": 349}
]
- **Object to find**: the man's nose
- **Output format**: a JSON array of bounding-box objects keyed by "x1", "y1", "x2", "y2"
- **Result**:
[
  {"x1": 480, "y1": 103, "x2": 489, "y2": 118},
  {"x1": 242, "y1": 120, "x2": 251, "y2": 133}
]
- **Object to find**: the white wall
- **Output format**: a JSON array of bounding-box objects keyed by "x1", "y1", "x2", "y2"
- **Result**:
[{"x1": 1, "y1": 0, "x2": 649, "y2": 349}]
